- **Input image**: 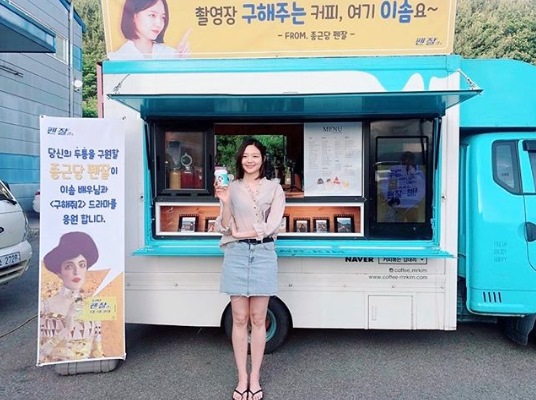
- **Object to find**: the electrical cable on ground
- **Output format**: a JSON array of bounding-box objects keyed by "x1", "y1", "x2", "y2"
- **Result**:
[{"x1": 0, "y1": 315, "x2": 37, "y2": 339}]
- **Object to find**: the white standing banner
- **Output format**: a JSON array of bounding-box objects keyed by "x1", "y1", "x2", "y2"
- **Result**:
[
  {"x1": 37, "y1": 116, "x2": 126, "y2": 366},
  {"x1": 303, "y1": 122, "x2": 363, "y2": 197}
]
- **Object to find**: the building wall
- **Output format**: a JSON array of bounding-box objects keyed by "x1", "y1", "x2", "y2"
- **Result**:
[{"x1": 0, "y1": 0, "x2": 83, "y2": 211}]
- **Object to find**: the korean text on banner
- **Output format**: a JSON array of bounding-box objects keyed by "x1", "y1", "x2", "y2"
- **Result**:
[
  {"x1": 37, "y1": 116, "x2": 126, "y2": 366},
  {"x1": 101, "y1": 0, "x2": 457, "y2": 60}
]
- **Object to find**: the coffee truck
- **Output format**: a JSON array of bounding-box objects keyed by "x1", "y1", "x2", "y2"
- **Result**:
[{"x1": 98, "y1": 54, "x2": 536, "y2": 354}]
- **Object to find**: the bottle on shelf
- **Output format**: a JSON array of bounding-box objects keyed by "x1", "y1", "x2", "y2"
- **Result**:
[
  {"x1": 169, "y1": 168, "x2": 181, "y2": 189},
  {"x1": 180, "y1": 152, "x2": 194, "y2": 188},
  {"x1": 284, "y1": 166, "x2": 292, "y2": 186}
]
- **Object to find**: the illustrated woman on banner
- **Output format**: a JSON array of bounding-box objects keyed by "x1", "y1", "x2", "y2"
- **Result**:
[
  {"x1": 38, "y1": 232, "x2": 104, "y2": 364},
  {"x1": 108, "y1": 0, "x2": 190, "y2": 60}
]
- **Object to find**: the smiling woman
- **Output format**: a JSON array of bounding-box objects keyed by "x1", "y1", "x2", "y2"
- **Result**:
[
  {"x1": 107, "y1": 0, "x2": 190, "y2": 60},
  {"x1": 214, "y1": 138, "x2": 286, "y2": 400}
]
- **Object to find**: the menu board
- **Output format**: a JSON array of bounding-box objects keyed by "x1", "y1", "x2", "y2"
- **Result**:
[{"x1": 303, "y1": 122, "x2": 362, "y2": 197}]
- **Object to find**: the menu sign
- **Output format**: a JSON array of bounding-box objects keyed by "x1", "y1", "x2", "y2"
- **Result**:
[{"x1": 303, "y1": 122, "x2": 363, "y2": 197}]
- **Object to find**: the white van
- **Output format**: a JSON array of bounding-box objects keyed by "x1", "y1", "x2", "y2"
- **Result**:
[{"x1": 0, "y1": 180, "x2": 33, "y2": 284}]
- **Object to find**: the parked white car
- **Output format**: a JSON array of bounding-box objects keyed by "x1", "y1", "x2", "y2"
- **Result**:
[
  {"x1": 0, "y1": 180, "x2": 33, "y2": 285},
  {"x1": 32, "y1": 190, "x2": 40, "y2": 213}
]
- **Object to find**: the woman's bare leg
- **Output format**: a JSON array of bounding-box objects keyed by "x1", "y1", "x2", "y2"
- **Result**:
[
  {"x1": 248, "y1": 296, "x2": 269, "y2": 400},
  {"x1": 231, "y1": 296, "x2": 250, "y2": 400}
]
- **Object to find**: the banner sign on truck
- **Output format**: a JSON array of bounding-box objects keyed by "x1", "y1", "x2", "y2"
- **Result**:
[
  {"x1": 37, "y1": 116, "x2": 126, "y2": 366},
  {"x1": 101, "y1": 0, "x2": 457, "y2": 60}
]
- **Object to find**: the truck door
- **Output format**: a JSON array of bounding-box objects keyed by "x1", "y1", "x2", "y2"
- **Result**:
[
  {"x1": 465, "y1": 137, "x2": 536, "y2": 315},
  {"x1": 521, "y1": 140, "x2": 536, "y2": 270}
]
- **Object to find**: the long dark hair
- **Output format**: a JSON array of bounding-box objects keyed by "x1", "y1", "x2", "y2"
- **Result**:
[
  {"x1": 121, "y1": 0, "x2": 169, "y2": 43},
  {"x1": 235, "y1": 138, "x2": 267, "y2": 180}
]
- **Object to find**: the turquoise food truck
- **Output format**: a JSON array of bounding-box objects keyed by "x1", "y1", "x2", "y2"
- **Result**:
[{"x1": 99, "y1": 54, "x2": 536, "y2": 355}]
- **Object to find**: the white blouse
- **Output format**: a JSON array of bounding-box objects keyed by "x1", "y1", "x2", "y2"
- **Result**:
[
  {"x1": 216, "y1": 178, "x2": 286, "y2": 246},
  {"x1": 107, "y1": 40, "x2": 176, "y2": 60}
]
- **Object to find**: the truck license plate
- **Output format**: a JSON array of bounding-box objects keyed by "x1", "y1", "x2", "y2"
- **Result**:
[{"x1": 0, "y1": 252, "x2": 21, "y2": 268}]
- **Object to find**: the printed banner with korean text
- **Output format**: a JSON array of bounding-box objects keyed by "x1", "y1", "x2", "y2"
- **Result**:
[
  {"x1": 101, "y1": 0, "x2": 457, "y2": 60},
  {"x1": 37, "y1": 116, "x2": 126, "y2": 366}
]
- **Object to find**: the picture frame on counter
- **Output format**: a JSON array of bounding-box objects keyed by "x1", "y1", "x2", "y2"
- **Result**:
[
  {"x1": 294, "y1": 218, "x2": 310, "y2": 233},
  {"x1": 313, "y1": 218, "x2": 330, "y2": 233},
  {"x1": 279, "y1": 215, "x2": 289, "y2": 233},
  {"x1": 179, "y1": 215, "x2": 198, "y2": 232},
  {"x1": 335, "y1": 215, "x2": 354, "y2": 233},
  {"x1": 205, "y1": 217, "x2": 217, "y2": 233}
]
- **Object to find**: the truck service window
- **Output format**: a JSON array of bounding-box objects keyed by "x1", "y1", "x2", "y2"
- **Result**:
[
  {"x1": 369, "y1": 119, "x2": 434, "y2": 240},
  {"x1": 214, "y1": 124, "x2": 302, "y2": 195},
  {"x1": 164, "y1": 131, "x2": 205, "y2": 191},
  {"x1": 151, "y1": 122, "x2": 215, "y2": 197}
]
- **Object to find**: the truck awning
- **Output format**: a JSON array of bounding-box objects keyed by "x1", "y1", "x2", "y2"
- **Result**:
[
  {"x1": 109, "y1": 90, "x2": 480, "y2": 119},
  {"x1": 0, "y1": 0, "x2": 55, "y2": 52}
]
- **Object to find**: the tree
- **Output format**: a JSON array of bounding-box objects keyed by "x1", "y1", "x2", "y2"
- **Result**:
[
  {"x1": 216, "y1": 135, "x2": 285, "y2": 176},
  {"x1": 73, "y1": 0, "x2": 106, "y2": 117},
  {"x1": 455, "y1": 0, "x2": 536, "y2": 65}
]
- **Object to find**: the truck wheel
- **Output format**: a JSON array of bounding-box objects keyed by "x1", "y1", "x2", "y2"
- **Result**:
[
  {"x1": 501, "y1": 314, "x2": 536, "y2": 345},
  {"x1": 223, "y1": 296, "x2": 291, "y2": 354}
]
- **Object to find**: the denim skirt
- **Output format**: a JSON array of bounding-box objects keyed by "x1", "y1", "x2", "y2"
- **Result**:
[{"x1": 220, "y1": 241, "x2": 278, "y2": 297}]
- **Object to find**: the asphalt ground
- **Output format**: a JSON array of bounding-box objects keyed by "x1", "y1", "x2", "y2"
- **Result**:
[{"x1": 1, "y1": 217, "x2": 536, "y2": 400}]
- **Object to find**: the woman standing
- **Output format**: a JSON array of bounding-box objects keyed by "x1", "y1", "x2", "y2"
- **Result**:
[
  {"x1": 215, "y1": 138, "x2": 286, "y2": 400},
  {"x1": 108, "y1": 0, "x2": 190, "y2": 60}
]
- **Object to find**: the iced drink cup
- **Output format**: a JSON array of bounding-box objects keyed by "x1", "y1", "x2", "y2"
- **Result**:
[{"x1": 215, "y1": 168, "x2": 229, "y2": 187}]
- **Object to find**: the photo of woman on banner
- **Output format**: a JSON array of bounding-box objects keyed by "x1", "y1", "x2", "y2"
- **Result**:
[
  {"x1": 108, "y1": 0, "x2": 190, "y2": 60},
  {"x1": 38, "y1": 231, "x2": 104, "y2": 364},
  {"x1": 380, "y1": 151, "x2": 426, "y2": 223}
]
